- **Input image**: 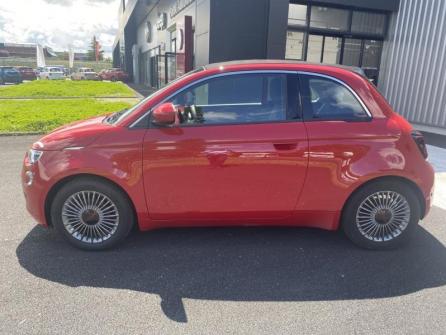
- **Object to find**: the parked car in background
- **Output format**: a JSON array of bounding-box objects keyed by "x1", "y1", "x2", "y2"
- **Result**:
[
  {"x1": 99, "y1": 68, "x2": 129, "y2": 82},
  {"x1": 0, "y1": 66, "x2": 22, "y2": 84},
  {"x1": 52, "y1": 65, "x2": 69, "y2": 77},
  {"x1": 34, "y1": 67, "x2": 45, "y2": 77},
  {"x1": 39, "y1": 66, "x2": 65, "y2": 80},
  {"x1": 71, "y1": 68, "x2": 100, "y2": 81},
  {"x1": 22, "y1": 61, "x2": 435, "y2": 251},
  {"x1": 15, "y1": 66, "x2": 37, "y2": 81}
]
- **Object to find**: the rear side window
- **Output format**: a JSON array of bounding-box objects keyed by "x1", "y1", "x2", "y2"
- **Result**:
[
  {"x1": 299, "y1": 74, "x2": 370, "y2": 121},
  {"x1": 168, "y1": 73, "x2": 287, "y2": 125}
]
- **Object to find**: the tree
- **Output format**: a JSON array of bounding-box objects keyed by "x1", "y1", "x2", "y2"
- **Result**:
[{"x1": 87, "y1": 36, "x2": 104, "y2": 61}]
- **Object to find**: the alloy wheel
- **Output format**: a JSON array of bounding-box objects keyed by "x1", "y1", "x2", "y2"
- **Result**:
[
  {"x1": 61, "y1": 190, "x2": 120, "y2": 244},
  {"x1": 356, "y1": 191, "x2": 411, "y2": 242}
]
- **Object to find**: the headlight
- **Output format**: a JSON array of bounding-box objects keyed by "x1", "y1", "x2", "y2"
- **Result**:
[{"x1": 28, "y1": 149, "x2": 43, "y2": 164}]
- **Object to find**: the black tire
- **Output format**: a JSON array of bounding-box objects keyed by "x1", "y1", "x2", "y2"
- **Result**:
[
  {"x1": 50, "y1": 177, "x2": 135, "y2": 250},
  {"x1": 342, "y1": 180, "x2": 421, "y2": 250}
]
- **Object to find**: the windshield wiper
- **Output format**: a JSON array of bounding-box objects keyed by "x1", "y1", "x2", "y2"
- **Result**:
[{"x1": 104, "y1": 109, "x2": 128, "y2": 124}]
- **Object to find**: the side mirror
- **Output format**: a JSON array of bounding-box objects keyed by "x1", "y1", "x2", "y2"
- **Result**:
[{"x1": 152, "y1": 103, "x2": 177, "y2": 126}]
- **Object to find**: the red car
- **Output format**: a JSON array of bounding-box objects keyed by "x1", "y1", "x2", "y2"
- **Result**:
[
  {"x1": 21, "y1": 61, "x2": 435, "y2": 250},
  {"x1": 99, "y1": 68, "x2": 129, "y2": 82},
  {"x1": 15, "y1": 66, "x2": 37, "y2": 81}
]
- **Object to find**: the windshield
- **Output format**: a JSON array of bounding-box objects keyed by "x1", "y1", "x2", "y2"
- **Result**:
[{"x1": 110, "y1": 67, "x2": 205, "y2": 125}]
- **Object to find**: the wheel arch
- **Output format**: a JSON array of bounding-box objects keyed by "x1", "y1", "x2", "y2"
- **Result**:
[
  {"x1": 44, "y1": 173, "x2": 138, "y2": 228},
  {"x1": 340, "y1": 175, "x2": 427, "y2": 228}
]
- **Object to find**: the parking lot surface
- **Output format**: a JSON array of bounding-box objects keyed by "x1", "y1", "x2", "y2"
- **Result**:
[{"x1": 1, "y1": 135, "x2": 445, "y2": 335}]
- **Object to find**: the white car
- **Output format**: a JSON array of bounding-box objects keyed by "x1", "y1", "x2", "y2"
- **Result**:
[
  {"x1": 39, "y1": 67, "x2": 65, "y2": 80},
  {"x1": 71, "y1": 67, "x2": 99, "y2": 81}
]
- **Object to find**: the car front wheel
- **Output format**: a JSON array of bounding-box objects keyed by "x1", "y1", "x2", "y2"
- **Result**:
[
  {"x1": 51, "y1": 177, "x2": 135, "y2": 250},
  {"x1": 342, "y1": 180, "x2": 421, "y2": 250}
]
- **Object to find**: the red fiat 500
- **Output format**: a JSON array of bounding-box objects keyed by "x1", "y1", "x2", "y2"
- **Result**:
[{"x1": 21, "y1": 61, "x2": 435, "y2": 250}]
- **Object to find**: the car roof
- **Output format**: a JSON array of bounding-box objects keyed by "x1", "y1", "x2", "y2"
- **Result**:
[{"x1": 204, "y1": 59, "x2": 366, "y2": 76}]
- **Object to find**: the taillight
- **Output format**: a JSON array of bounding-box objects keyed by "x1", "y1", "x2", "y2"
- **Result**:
[{"x1": 411, "y1": 131, "x2": 428, "y2": 159}]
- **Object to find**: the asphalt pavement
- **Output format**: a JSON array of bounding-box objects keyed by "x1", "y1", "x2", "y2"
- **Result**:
[{"x1": 0, "y1": 135, "x2": 445, "y2": 335}]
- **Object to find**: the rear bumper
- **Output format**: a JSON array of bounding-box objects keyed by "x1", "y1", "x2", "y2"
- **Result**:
[{"x1": 419, "y1": 161, "x2": 435, "y2": 218}]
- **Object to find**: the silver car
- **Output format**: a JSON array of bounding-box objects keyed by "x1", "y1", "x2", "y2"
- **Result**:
[{"x1": 71, "y1": 68, "x2": 99, "y2": 81}]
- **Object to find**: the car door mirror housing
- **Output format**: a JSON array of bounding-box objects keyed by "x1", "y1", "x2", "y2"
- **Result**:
[{"x1": 152, "y1": 103, "x2": 177, "y2": 126}]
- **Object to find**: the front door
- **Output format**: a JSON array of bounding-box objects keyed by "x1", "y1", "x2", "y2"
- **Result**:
[{"x1": 142, "y1": 72, "x2": 308, "y2": 221}]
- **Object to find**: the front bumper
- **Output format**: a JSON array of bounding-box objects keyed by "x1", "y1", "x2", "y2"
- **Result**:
[{"x1": 21, "y1": 159, "x2": 49, "y2": 227}]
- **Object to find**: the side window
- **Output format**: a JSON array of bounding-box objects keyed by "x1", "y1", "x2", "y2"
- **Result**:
[
  {"x1": 167, "y1": 73, "x2": 287, "y2": 125},
  {"x1": 300, "y1": 74, "x2": 369, "y2": 121}
]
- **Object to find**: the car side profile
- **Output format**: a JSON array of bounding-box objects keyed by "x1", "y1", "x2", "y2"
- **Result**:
[
  {"x1": 21, "y1": 61, "x2": 435, "y2": 250},
  {"x1": 39, "y1": 66, "x2": 65, "y2": 80},
  {"x1": 15, "y1": 66, "x2": 37, "y2": 81},
  {"x1": 71, "y1": 67, "x2": 100, "y2": 81},
  {"x1": 0, "y1": 66, "x2": 22, "y2": 84},
  {"x1": 99, "y1": 68, "x2": 129, "y2": 82}
]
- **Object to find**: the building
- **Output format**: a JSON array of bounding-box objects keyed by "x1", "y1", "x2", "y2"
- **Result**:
[
  {"x1": 0, "y1": 43, "x2": 57, "y2": 58},
  {"x1": 113, "y1": 0, "x2": 446, "y2": 135}
]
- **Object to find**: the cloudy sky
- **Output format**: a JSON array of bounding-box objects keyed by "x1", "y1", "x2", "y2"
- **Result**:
[{"x1": 0, "y1": 0, "x2": 121, "y2": 56}]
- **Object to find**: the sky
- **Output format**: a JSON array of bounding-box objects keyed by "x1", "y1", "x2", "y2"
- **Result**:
[{"x1": 0, "y1": 0, "x2": 121, "y2": 57}]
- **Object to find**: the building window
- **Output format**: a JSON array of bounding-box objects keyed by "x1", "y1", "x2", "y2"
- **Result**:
[
  {"x1": 285, "y1": 31, "x2": 305, "y2": 60},
  {"x1": 310, "y1": 6, "x2": 349, "y2": 31},
  {"x1": 288, "y1": 4, "x2": 307, "y2": 26},
  {"x1": 351, "y1": 11, "x2": 387, "y2": 35},
  {"x1": 342, "y1": 38, "x2": 362, "y2": 67},
  {"x1": 362, "y1": 40, "x2": 383, "y2": 68},
  {"x1": 323, "y1": 37, "x2": 342, "y2": 64},
  {"x1": 307, "y1": 35, "x2": 323, "y2": 62}
]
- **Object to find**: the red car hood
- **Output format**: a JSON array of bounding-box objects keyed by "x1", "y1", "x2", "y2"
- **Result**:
[{"x1": 33, "y1": 115, "x2": 111, "y2": 151}]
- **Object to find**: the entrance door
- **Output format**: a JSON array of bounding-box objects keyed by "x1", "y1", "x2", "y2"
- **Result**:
[{"x1": 142, "y1": 72, "x2": 308, "y2": 221}]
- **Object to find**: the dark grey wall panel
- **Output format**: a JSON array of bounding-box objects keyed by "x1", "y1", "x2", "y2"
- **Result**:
[
  {"x1": 266, "y1": 0, "x2": 289, "y2": 59},
  {"x1": 209, "y1": 0, "x2": 270, "y2": 63}
]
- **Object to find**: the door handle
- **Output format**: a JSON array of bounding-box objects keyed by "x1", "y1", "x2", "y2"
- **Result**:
[{"x1": 273, "y1": 143, "x2": 298, "y2": 151}]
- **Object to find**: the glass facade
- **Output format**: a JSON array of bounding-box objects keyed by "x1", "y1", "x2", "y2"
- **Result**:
[
  {"x1": 286, "y1": 2, "x2": 388, "y2": 83},
  {"x1": 342, "y1": 38, "x2": 362, "y2": 67},
  {"x1": 288, "y1": 4, "x2": 307, "y2": 26},
  {"x1": 323, "y1": 37, "x2": 342, "y2": 64},
  {"x1": 307, "y1": 35, "x2": 323, "y2": 62},
  {"x1": 363, "y1": 40, "x2": 383, "y2": 68},
  {"x1": 285, "y1": 31, "x2": 305, "y2": 60},
  {"x1": 352, "y1": 11, "x2": 387, "y2": 35},
  {"x1": 310, "y1": 6, "x2": 349, "y2": 31}
]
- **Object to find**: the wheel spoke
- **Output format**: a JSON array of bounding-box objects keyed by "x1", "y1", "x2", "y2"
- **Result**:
[
  {"x1": 356, "y1": 190, "x2": 410, "y2": 242},
  {"x1": 61, "y1": 190, "x2": 120, "y2": 244}
]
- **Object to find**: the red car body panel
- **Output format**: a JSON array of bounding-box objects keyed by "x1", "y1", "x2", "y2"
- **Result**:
[
  {"x1": 21, "y1": 61, "x2": 435, "y2": 232},
  {"x1": 16, "y1": 67, "x2": 37, "y2": 81},
  {"x1": 99, "y1": 69, "x2": 129, "y2": 82}
]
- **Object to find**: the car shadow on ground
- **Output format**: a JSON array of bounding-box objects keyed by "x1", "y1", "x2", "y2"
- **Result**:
[{"x1": 16, "y1": 206, "x2": 446, "y2": 323}]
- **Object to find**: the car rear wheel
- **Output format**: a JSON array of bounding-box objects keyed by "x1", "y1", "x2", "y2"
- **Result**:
[
  {"x1": 342, "y1": 180, "x2": 420, "y2": 250},
  {"x1": 51, "y1": 177, "x2": 135, "y2": 250}
]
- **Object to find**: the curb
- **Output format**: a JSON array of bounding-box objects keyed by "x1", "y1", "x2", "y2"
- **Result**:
[{"x1": 0, "y1": 132, "x2": 44, "y2": 136}]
